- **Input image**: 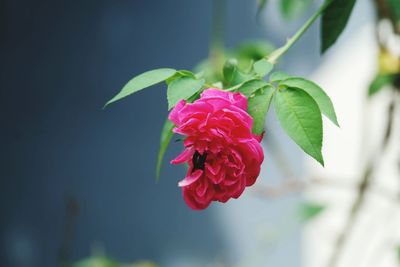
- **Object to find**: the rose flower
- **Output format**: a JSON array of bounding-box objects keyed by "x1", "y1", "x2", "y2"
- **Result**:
[{"x1": 169, "y1": 88, "x2": 264, "y2": 210}]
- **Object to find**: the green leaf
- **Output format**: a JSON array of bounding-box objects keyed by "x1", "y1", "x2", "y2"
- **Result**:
[
  {"x1": 280, "y1": 0, "x2": 312, "y2": 20},
  {"x1": 237, "y1": 79, "x2": 269, "y2": 97},
  {"x1": 248, "y1": 85, "x2": 275, "y2": 135},
  {"x1": 105, "y1": 68, "x2": 176, "y2": 107},
  {"x1": 274, "y1": 88, "x2": 324, "y2": 165},
  {"x1": 166, "y1": 70, "x2": 196, "y2": 85},
  {"x1": 223, "y1": 59, "x2": 251, "y2": 87},
  {"x1": 281, "y1": 77, "x2": 339, "y2": 126},
  {"x1": 297, "y1": 201, "x2": 325, "y2": 222},
  {"x1": 254, "y1": 59, "x2": 273, "y2": 77},
  {"x1": 388, "y1": 0, "x2": 400, "y2": 22},
  {"x1": 177, "y1": 70, "x2": 196, "y2": 77},
  {"x1": 269, "y1": 71, "x2": 291, "y2": 82},
  {"x1": 368, "y1": 74, "x2": 395, "y2": 96},
  {"x1": 156, "y1": 119, "x2": 175, "y2": 180},
  {"x1": 321, "y1": 0, "x2": 356, "y2": 53},
  {"x1": 167, "y1": 76, "x2": 205, "y2": 110}
]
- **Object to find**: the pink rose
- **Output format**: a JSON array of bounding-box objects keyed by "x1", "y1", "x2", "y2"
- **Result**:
[{"x1": 169, "y1": 88, "x2": 264, "y2": 210}]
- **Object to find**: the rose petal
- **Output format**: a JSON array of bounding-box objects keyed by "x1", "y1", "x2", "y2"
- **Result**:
[
  {"x1": 168, "y1": 100, "x2": 186, "y2": 125},
  {"x1": 178, "y1": 169, "x2": 203, "y2": 187},
  {"x1": 171, "y1": 148, "x2": 193, "y2": 165}
]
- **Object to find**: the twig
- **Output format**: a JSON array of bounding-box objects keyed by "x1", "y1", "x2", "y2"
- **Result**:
[{"x1": 252, "y1": 179, "x2": 304, "y2": 198}]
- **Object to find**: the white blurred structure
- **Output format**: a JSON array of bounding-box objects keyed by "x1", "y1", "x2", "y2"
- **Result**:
[{"x1": 304, "y1": 20, "x2": 400, "y2": 267}]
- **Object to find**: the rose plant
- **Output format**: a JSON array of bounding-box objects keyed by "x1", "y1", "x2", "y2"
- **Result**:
[{"x1": 103, "y1": 0, "x2": 355, "y2": 209}]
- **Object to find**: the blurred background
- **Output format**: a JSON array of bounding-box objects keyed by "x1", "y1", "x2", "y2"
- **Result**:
[{"x1": 1, "y1": 0, "x2": 398, "y2": 267}]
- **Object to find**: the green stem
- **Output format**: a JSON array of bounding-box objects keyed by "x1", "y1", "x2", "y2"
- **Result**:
[
  {"x1": 267, "y1": 0, "x2": 333, "y2": 64},
  {"x1": 209, "y1": 0, "x2": 226, "y2": 69}
]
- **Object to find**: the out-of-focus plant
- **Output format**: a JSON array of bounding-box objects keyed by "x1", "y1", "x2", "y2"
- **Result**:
[
  {"x1": 103, "y1": 0, "x2": 358, "y2": 211},
  {"x1": 257, "y1": 0, "x2": 313, "y2": 20},
  {"x1": 397, "y1": 245, "x2": 400, "y2": 263},
  {"x1": 105, "y1": 0, "x2": 355, "y2": 185},
  {"x1": 297, "y1": 201, "x2": 325, "y2": 223},
  {"x1": 369, "y1": 0, "x2": 400, "y2": 97},
  {"x1": 324, "y1": 1, "x2": 400, "y2": 267},
  {"x1": 71, "y1": 255, "x2": 157, "y2": 267}
]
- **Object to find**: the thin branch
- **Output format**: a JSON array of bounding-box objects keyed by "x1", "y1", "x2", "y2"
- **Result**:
[{"x1": 252, "y1": 179, "x2": 304, "y2": 198}]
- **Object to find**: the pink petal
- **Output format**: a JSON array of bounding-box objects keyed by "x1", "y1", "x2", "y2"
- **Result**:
[
  {"x1": 183, "y1": 188, "x2": 212, "y2": 210},
  {"x1": 205, "y1": 162, "x2": 221, "y2": 176},
  {"x1": 200, "y1": 88, "x2": 230, "y2": 99},
  {"x1": 170, "y1": 148, "x2": 193, "y2": 165},
  {"x1": 201, "y1": 89, "x2": 247, "y2": 110},
  {"x1": 168, "y1": 100, "x2": 186, "y2": 126},
  {"x1": 231, "y1": 92, "x2": 247, "y2": 110},
  {"x1": 178, "y1": 169, "x2": 203, "y2": 187}
]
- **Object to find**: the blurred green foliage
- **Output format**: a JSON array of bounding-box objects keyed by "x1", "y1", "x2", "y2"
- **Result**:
[
  {"x1": 280, "y1": 0, "x2": 312, "y2": 20},
  {"x1": 194, "y1": 40, "x2": 275, "y2": 85},
  {"x1": 397, "y1": 245, "x2": 400, "y2": 263},
  {"x1": 297, "y1": 201, "x2": 325, "y2": 222},
  {"x1": 256, "y1": 0, "x2": 311, "y2": 20},
  {"x1": 72, "y1": 256, "x2": 157, "y2": 267}
]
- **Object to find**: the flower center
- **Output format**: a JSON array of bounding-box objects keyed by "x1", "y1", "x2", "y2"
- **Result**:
[{"x1": 192, "y1": 150, "x2": 207, "y2": 172}]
